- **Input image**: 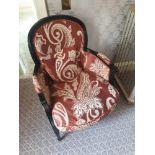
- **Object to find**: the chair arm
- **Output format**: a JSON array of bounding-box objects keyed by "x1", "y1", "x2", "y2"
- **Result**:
[
  {"x1": 32, "y1": 65, "x2": 52, "y2": 106},
  {"x1": 86, "y1": 48, "x2": 119, "y2": 82},
  {"x1": 80, "y1": 49, "x2": 110, "y2": 81},
  {"x1": 87, "y1": 48, "x2": 112, "y2": 65},
  {"x1": 32, "y1": 76, "x2": 42, "y2": 94}
]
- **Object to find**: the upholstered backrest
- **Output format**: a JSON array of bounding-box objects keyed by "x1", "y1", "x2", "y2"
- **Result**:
[{"x1": 28, "y1": 15, "x2": 88, "y2": 82}]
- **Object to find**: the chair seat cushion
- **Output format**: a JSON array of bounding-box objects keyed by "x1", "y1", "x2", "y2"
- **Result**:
[{"x1": 51, "y1": 71, "x2": 119, "y2": 132}]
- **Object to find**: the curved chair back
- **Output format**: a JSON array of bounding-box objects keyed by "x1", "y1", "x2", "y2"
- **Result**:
[{"x1": 28, "y1": 15, "x2": 88, "y2": 68}]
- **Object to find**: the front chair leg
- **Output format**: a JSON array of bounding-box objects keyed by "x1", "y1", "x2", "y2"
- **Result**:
[
  {"x1": 50, "y1": 120, "x2": 66, "y2": 141},
  {"x1": 44, "y1": 105, "x2": 67, "y2": 141},
  {"x1": 39, "y1": 94, "x2": 67, "y2": 141}
]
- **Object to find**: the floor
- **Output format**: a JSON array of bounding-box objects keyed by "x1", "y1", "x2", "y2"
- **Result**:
[{"x1": 19, "y1": 78, "x2": 135, "y2": 155}]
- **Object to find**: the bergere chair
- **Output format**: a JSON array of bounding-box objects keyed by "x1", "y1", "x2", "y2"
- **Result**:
[{"x1": 28, "y1": 15, "x2": 119, "y2": 141}]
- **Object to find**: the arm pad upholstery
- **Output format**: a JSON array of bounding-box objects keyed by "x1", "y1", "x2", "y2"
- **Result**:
[
  {"x1": 85, "y1": 48, "x2": 118, "y2": 82},
  {"x1": 32, "y1": 67, "x2": 53, "y2": 106},
  {"x1": 80, "y1": 50, "x2": 110, "y2": 81}
]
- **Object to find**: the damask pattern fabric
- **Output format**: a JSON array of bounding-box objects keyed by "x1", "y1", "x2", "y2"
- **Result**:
[
  {"x1": 31, "y1": 17, "x2": 119, "y2": 132},
  {"x1": 82, "y1": 52, "x2": 110, "y2": 81},
  {"x1": 51, "y1": 71, "x2": 119, "y2": 132},
  {"x1": 34, "y1": 19, "x2": 85, "y2": 82}
]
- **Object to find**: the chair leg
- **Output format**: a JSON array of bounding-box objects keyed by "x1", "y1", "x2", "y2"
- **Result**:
[
  {"x1": 47, "y1": 115, "x2": 66, "y2": 141},
  {"x1": 43, "y1": 103, "x2": 67, "y2": 141},
  {"x1": 38, "y1": 94, "x2": 67, "y2": 141},
  {"x1": 50, "y1": 119, "x2": 67, "y2": 141}
]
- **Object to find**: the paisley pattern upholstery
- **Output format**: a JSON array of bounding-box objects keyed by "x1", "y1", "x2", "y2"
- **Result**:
[
  {"x1": 51, "y1": 71, "x2": 119, "y2": 132},
  {"x1": 33, "y1": 19, "x2": 85, "y2": 83},
  {"x1": 81, "y1": 52, "x2": 110, "y2": 81},
  {"x1": 30, "y1": 16, "x2": 119, "y2": 132}
]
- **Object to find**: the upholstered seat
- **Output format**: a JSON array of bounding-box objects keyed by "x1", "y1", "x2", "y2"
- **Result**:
[
  {"x1": 51, "y1": 70, "x2": 119, "y2": 132},
  {"x1": 28, "y1": 15, "x2": 119, "y2": 140}
]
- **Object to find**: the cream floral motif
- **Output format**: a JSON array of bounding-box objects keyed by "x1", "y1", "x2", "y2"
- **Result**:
[
  {"x1": 54, "y1": 46, "x2": 80, "y2": 82},
  {"x1": 34, "y1": 33, "x2": 46, "y2": 54},
  {"x1": 52, "y1": 72, "x2": 104, "y2": 126},
  {"x1": 52, "y1": 102, "x2": 69, "y2": 132},
  {"x1": 76, "y1": 118, "x2": 86, "y2": 126},
  {"x1": 68, "y1": 50, "x2": 76, "y2": 61},
  {"x1": 52, "y1": 83, "x2": 76, "y2": 101},
  {"x1": 108, "y1": 84, "x2": 117, "y2": 98},
  {"x1": 40, "y1": 46, "x2": 53, "y2": 61},
  {"x1": 106, "y1": 97, "x2": 115, "y2": 110},
  {"x1": 72, "y1": 79, "x2": 78, "y2": 91},
  {"x1": 77, "y1": 30, "x2": 84, "y2": 49},
  {"x1": 54, "y1": 45, "x2": 65, "y2": 58},
  {"x1": 62, "y1": 65, "x2": 79, "y2": 80},
  {"x1": 89, "y1": 59, "x2": 109, "y2": 81},
  {"x1": 73, "y1": 97, "x2": 102, "y2": 118},
  {"x1": 43, "y1": 22, "x2": 75, "y2": 47}
]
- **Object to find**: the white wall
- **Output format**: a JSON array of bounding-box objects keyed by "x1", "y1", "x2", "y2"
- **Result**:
[
  {"x1": 33, "y1": 0, "x2": 48, "y2": 19},
  {"x1": 46, "y1": 0, "x2": 134, "y2": 59}
]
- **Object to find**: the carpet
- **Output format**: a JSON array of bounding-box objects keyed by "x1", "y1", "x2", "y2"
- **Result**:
[{"x1": 19, "y1": 78, "x2": 135, "y2": 155}]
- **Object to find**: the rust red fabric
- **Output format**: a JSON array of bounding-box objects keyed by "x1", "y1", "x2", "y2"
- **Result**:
[{"x1": 32, "y1": 18, "x2": 119, "y2": 132}]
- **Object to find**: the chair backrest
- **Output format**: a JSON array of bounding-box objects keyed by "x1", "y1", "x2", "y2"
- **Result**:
[{"x1": 28, "y1": 15, "x2": 88, "y2": 68}]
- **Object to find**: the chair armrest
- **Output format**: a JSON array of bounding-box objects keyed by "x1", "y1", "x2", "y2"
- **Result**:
[
  {"x1": 80, "y1": 49, "x2": 110, "y2": 81},
  {"x1": 87, "y1": 48, "x2": 112, "y2": 65},
  {"x1": 86, "y1": 48, "x2": 119, "y2": 82},
  {"x1": 33, "y1": 66, "x2": 54, "y2": 125},
  {"x1": 33, "y1": 75, "x2": 42, "y2": 94},
  {"x1": 32, "y1": 65, "x2": 43, "y2": 94},
  {"x1": 32, "y1": 65, "x2": 53, "y2": 106}
]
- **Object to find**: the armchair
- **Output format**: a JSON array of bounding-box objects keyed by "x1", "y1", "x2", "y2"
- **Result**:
[{"x1": 28, "y1": 15, "x2": 119, "y2": 141}]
